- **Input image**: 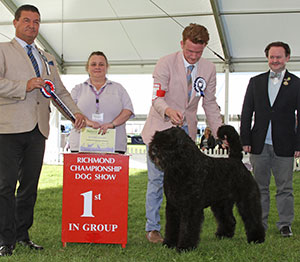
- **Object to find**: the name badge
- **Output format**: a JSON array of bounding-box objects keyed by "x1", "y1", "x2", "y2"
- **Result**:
[{"x1": 92, "y1": 113, "x2": 104, "y2": 122}]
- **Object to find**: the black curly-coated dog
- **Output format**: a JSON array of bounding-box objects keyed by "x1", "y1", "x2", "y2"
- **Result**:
[{"x1": 148, "y1": 125, "x2": 265, "y2": 252}]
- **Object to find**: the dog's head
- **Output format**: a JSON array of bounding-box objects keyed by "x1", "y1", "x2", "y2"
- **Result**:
[
  {"x1": 149, "y1": 127, "x2": 193, "y2": 170},
  {"x1": 217, "y1": 125, "x2": 238, "y2": 142},
  {"x1": 217, "y1": 125, "x2": 243, "y2": 159}
]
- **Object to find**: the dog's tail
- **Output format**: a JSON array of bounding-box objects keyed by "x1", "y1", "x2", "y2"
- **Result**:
[{"x1": 217, "y1": 125, "x2": 243, "y2": 160}]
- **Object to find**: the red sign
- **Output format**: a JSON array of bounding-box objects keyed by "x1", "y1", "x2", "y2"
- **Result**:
[{"x1": 61, "y1": 153, "x2": 129, "y2": 248}]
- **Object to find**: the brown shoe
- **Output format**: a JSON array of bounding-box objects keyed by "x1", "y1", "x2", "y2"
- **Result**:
[{"x1": 146, "y1": 230, "x2": 163, "y2": 243}]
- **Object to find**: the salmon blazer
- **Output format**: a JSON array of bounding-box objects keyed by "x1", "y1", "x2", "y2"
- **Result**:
[{"x1": 142, "y1": 51, "x2": 222, "y2": 145}]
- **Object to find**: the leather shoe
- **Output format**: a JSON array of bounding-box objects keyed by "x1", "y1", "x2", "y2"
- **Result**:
[
  {"x1": 146, "y1": 230, "x2": 163, "y2": 243},
  {"x1": 0, "y1": 245, "x2": 13, "y2": 256},
  {"x1": 280, "y1": 226, "x2": 293, "y2": 237},
  {"x1": 18, "y1": 240, "x2": 44, "y2": 250}
]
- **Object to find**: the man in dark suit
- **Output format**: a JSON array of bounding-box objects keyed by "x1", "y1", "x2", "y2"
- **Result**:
[
  {"x1": 240, "y1": 41, "x2": 300, "y2": 237},
  {"x1": 0, "y1": 5, "x2": 87, "y2": 256}
]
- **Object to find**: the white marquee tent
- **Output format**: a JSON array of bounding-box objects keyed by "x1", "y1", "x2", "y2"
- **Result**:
[
  {"x1": 1, "y1": 0, "x2": 300, "y2": 73},
  {"x1": 1, "y1": 0, "x2": 300, "y2": 163}
]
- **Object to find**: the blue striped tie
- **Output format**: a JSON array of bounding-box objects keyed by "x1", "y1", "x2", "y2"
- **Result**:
[
  {"x1": 187, "y1": 65, "x2": 194, "y2": 101},
  {"x1": 26, "y1": 45, "x2": 40, "y2": 77}
]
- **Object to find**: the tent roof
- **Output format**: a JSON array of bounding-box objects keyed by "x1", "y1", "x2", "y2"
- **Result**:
[{"x1": 1, "y1": 0, "x2": 300, "y2": 74}]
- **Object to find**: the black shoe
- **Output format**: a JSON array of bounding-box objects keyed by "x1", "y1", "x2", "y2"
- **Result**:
[
  {"x1": 0, "y1": 245, "x2": 13, "y2": 256},
  {"x1": 280, "y1": 226, "x2": 293, "y2": 237},
  {"x1": 18, "y1": 240, "x2": 44, "y2": 250}
]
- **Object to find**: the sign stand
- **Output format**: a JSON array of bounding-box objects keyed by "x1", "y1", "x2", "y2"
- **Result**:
[{"x1": 61, "y1": 153, "x2": 129, "y2": 248}]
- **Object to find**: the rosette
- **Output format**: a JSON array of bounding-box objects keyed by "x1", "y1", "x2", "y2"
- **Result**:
[{"x1": 194, "y1": 77, "x2": 206, "y2": 97}]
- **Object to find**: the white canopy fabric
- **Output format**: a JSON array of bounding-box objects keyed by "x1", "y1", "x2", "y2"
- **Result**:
[
  {"x1": 1, "y1": 0, "x2": 300, "y2": 74},
  {"x1": 2, "y1": 0, "x2": 300, "y2": 164}
]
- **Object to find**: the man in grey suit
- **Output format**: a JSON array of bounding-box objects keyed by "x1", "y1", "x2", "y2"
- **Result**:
[
  {"x1": 240, "y1": 41, "x2": 300, "y2": 238},
  {"x1": 0, "y1": 5, "x2": 86, "y2": 256}
]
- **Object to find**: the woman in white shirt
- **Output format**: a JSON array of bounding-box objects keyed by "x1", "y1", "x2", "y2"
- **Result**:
[{"x1": 69, "y1": 51, "x2": 134, "y2": 153}]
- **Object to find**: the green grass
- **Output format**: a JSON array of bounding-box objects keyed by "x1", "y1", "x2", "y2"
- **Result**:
[{"x1": 4, "y1": 166, "x2": 300, "y2": 261}]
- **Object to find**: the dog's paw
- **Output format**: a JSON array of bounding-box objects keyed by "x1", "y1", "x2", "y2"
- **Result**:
[
  {"x1": 162, "y1": 240, "x2": 176, "y2": 249},
  {"x1": 247, "y1": 236, "x2": 265, "y2": 244},
  {"x1": 215, "y1": 231, "x2": 234, "y2": 239},
  {"x1": 247, "y1": 228, "x2": 265, "y2": 244},
  {"x1": 176, "y1": 245, "x2": 197, "y2": 253}
]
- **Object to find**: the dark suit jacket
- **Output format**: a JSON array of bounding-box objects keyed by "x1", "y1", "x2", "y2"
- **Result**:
[
  {"x1": 200, "y1": 135, "x2": 215, "y2": 149},
  {"x1": 240, "y1": 70, "x2": 300, "y2": 157}
]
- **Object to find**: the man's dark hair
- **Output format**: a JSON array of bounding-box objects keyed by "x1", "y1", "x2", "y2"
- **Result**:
[
  {"x1": 15, "y1": 4, "x2": 40, "y2": 21},
  {"x1": 264, "y1": 41, "x2": 291, "y2": 57}
]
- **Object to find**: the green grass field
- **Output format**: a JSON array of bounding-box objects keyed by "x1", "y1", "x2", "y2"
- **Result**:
[{"x1": 3, "y1": 165, "x2": 300, "y2": 262}]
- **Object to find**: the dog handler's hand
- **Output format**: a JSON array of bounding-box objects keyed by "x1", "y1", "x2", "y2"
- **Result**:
[
  {"x1": 220, "y1": 135, "x2": 229, "y2": 148},
  {"x1": 295, "y1": 151, "x2": 300, "y2": 157},
  {"x1": 243, "y1": 145, "x2": 251, "y2": 153},
  {"x1": 165, "y1": 107, "x2": 184, "y2": 126}
]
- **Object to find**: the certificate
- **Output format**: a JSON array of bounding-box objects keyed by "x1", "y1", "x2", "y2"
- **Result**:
[{"x1": 79, "y1": 127, "x2": 116, "y2": 153}]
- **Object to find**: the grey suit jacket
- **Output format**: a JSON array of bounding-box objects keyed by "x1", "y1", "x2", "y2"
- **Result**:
[{"x1": 0, "y1": 39, "x2": 80, "y2": 138}]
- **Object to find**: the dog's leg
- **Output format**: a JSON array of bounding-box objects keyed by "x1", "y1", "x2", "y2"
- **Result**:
[
  {"x1": 163, "y1": 202, "x2": 180, "y2": 249},
  {"x1": 176, "y1": 207, "x2": 204, "y2": 252},
  {"x1": 211, "y1": 200, "x2": 236, "y2": 239},
  {"x1": 236, "y1": 192, "x2": 265, "y2": 244}
]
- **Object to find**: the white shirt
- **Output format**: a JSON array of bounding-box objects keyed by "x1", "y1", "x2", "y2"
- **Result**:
[
  {"x1": 15, "y1": 37, "x2": 43, "y2": 75},
  {"x1": 182, "y1": 54, "x2": 199, "y2": 95}
]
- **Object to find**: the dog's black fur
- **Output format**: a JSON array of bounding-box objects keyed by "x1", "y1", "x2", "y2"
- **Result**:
[{"x1": 149, "y1": 125, "x2": 265, "y2": 252}]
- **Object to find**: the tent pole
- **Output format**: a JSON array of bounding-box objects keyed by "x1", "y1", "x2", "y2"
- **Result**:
[{"x1": 224, "y1": 65, "x2": 229, "y2": 124}]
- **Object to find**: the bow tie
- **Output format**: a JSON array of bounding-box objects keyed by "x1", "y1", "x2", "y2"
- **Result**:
[{"x1": 270, "y1": 71, "x2": 281, "y2": 79}]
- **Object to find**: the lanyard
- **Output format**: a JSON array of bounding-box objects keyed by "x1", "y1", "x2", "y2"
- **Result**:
[{"x1": 88, "y1": 83, "x2": 106, "y2": 113}]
